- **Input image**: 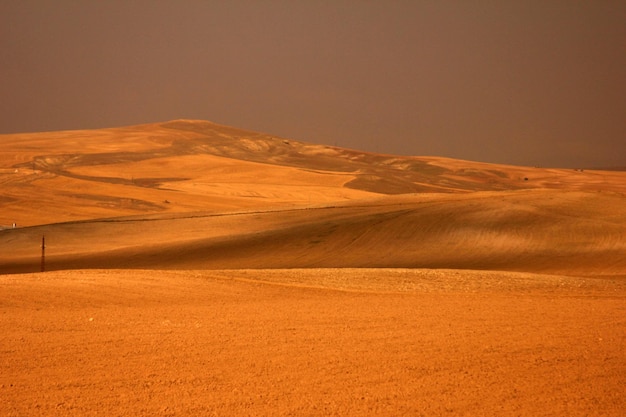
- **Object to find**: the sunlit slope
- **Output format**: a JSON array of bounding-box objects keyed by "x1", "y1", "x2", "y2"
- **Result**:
[
  {"x1": 0, "y1": 120, "x2": 378, "y2": 225},
  {"x1": 2, "y1": 119, "x2": 625, "y2": 277},
  {"x1": 2, "y1": 190, "x2": 624, "y2": 277},
  {"x1": 2, "y1": 119, "x2": 624, "y2": 227}
]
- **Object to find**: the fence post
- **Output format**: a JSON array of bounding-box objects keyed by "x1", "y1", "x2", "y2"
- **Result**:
[{"x1": 41, "y1": 236, "x2": 46, "y2": 272}]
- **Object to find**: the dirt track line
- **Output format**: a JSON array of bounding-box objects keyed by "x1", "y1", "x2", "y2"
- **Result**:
[
  {"x1": 0, "y1": 197, "x2": 430, "y2": 231},
  {"x1": 0, "y1": 188, "x2": 549, "y2": 233}
]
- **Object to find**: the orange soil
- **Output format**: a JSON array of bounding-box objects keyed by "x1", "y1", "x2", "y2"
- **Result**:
[
  {"x1": 2, "y1": 269, "x2": 625, "y2": 416},
  {"x1": 1, "y1": 120, "x2": 625, "y2": 415}
]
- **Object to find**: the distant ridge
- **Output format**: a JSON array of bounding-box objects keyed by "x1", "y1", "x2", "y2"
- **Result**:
[
  {"x1": 1, "y1": 119, "x2": 626, "y2": 276},
  {"x1": 1, "y1": 119, "x2": 625, "y2": 226}
]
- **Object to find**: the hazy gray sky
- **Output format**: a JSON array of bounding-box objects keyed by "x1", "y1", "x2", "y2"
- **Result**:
[{"x1": 2, "y1": 1, "x2": 625, "y2": 168}]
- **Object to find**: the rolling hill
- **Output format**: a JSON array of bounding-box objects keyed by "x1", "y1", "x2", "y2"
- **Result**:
[
  {"x1": 1, "y1": 119, "x2": 625, "y2": 277},
  {"x1": 2, "y1": 120, "x2": 626, "y2": 417}
]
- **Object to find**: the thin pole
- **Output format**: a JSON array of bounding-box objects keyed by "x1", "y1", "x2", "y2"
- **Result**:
[{"x1": 41, "y1": 235, "x2": 45, "y2": 272}]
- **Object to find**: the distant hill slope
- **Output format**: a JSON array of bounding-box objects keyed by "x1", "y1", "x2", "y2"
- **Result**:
[
  {"x1": 2, "y1": 119, "x2": 624, "y2": 227},
  {"x1": 1, "y1": 120, "x2": 625, "y2": 277},
  {"x1": 1, "y1": 190, "x2": 625, "y2": 277}
]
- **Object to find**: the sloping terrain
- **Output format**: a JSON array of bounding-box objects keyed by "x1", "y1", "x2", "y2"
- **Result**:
[
  {"x1": 2, "y1": 190, "x2": 625, "y2": 277},
  {"x1": 2, "y1": 119, "x2": 624, "y2": 226},
  {"x1": 1, "y1": 120, "x2": 625, "y2": 416},
  {"x1": 1, "y1": 119, "x2": 625, "y2": 276}
]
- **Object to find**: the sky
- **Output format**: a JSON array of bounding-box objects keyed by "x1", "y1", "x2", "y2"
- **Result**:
[{"x1": 2, "y1": 1, "x2": 625, "y2": 168}]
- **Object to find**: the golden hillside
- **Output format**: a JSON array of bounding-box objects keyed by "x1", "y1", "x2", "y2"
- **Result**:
[{"x1": 1, "y1": 120, "x2": 625, "y2": 276}]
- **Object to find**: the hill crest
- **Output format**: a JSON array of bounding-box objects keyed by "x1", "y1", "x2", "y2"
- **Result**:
[
  {"x1": 2, "y1": 119, "x2": 624, "y2": 227},
  {"x1": 1, "y1": 120, "x2": 625, "y2": 277}
]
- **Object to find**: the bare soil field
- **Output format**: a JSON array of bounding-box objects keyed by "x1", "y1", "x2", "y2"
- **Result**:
[
  {"x1": 1, "y1": 120, "x2": 625, "y2": 415},
  {"x1": 1, "y1": 269, "x2": 625, "y2": 416}
]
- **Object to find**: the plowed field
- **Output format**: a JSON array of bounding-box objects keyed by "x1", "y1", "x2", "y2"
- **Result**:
[{"x1": 1, "y1": 269, "x2": 625, "y2": 416}]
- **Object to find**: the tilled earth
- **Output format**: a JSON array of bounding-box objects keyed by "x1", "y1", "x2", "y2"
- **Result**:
[{"x1": 1, "y1": 269, "x2": 624, "y2": 416}]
